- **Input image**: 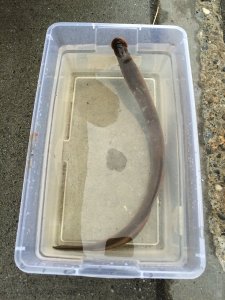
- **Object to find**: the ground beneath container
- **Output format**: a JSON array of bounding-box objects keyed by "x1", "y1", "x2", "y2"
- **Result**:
[{"x1": 197, "y1": 0, "x2": 225, "y2": 271}]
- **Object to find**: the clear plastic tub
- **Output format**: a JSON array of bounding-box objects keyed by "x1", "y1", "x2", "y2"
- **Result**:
[{"x1": 15, "y1": 23, "x2": 205, "y2": 279}]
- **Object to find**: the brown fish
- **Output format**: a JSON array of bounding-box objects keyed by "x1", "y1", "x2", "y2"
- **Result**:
[{"x1": 54, "y1": 37, "x2": 164, "y2": 251}]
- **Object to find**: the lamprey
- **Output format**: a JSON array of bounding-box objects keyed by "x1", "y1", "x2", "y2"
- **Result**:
[{"x1": 53, "y1": 37, "x2": 164, "y2": 251}]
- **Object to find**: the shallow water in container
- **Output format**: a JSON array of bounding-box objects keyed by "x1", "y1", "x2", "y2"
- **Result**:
[{"x1": 40, "y1": 48, "x2": 182, "y2": 261}]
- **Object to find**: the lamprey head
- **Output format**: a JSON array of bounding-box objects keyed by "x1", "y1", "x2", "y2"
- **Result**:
[{"x1": 111, "y1": 37, "x2": 131, "y2": 63}]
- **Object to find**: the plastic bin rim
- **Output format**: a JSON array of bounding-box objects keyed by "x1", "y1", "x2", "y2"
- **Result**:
[{"x1": 46, "y1": 22, "x2": 188, "y2": 40}]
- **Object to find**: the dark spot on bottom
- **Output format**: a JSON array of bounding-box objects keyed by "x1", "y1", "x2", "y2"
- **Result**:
[{"x1": 106, "y1": 148, "x2": 127, "y2": 172}]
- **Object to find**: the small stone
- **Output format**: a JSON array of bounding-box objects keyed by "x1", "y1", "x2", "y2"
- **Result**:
[
  {"x1": 218, "y1": 212, "x2": 225, "y2": 221},
  {"x1": 201, "y1": 44, "x2": 208, "y2": 51},
  {"x1": 206, "y1": 145, "x2": 212, "y2": 154},
  {"x1": 215, "y1": 184, "x2": 223, "y2": 191},
  {"x1": 222, "y1": 67, "x2": 225, "y2": 72},
  {"x1": 202, "y1": 7, "x2": 210, "y2": 15},
  {"x1": 196, "y1": 11, "x2": 204, "y2": 20},
  {"x1": 214, "y1": 169, "x2": 220, "y2": 176}
]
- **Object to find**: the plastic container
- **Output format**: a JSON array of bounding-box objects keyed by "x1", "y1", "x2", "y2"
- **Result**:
[{"x1": 15, "y1": 23, "x2": 205, "y2": 279}]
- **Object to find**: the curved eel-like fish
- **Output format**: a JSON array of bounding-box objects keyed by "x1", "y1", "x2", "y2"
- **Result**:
[{"x1": 54, "y1": 37, "x2": 164, "y2": 251}]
